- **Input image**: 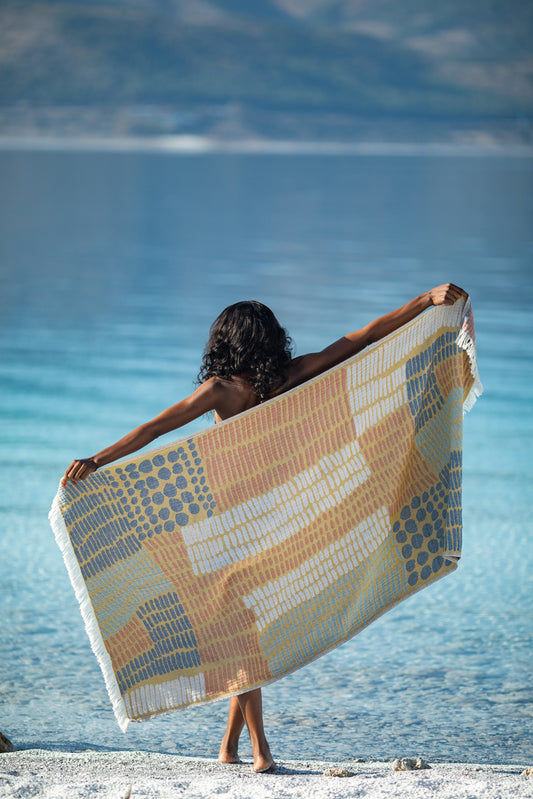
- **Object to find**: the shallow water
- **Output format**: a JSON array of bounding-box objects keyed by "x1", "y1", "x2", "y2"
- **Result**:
[{"x1": 0, "y1": 149, "x2": 532, "y2": 763}]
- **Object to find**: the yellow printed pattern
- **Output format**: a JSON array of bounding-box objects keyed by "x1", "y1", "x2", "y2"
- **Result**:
[
  {"x1": 181, "y1": 440, "x2": 371, "y2": 575},
  {"x1": 242, "y1": 506, "x2": 390, "y2": 632},
  {"x1": 51, "y1": 299, "x2": 481, "y2": 728}
]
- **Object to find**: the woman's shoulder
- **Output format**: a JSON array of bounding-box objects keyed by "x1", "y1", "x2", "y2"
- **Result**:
[
  {"x1": 203, "y1": 375, "x2": 260, "y2": 420},
  {"x1": 276, "y1": 353, "x2": 326, "y2": 394},
  {"x1": 202, "y1": 374, "x2": 253, "y2": 394}
]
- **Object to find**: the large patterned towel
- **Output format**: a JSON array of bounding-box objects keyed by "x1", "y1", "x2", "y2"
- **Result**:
[{"x1": 50, "y1": 298, "x2": 482, "y2": 731}]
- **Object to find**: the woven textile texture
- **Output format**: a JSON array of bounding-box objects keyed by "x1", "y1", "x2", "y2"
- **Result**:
[{"x1": 50, "y1": 298, "x2": 482, "y2": 731}]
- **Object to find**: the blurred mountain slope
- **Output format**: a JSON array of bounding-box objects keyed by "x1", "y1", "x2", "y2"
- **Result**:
[{"x1": 1, "y1": 0, "x2": 531, "y2": 139}]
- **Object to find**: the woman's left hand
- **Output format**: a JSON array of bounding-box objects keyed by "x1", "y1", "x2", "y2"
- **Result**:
[{"x1": 62, "y1": 458, "x2": 98, "y2": 486}]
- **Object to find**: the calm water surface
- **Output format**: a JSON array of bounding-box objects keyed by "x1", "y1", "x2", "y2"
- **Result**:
[{"x1": 0, "y1": 150, "x2": 532, "y2": 763}]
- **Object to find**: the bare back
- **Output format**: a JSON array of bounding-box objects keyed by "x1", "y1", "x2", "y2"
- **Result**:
[
  {"x1": 213, "y1": 357, "x2": 337, "y2": 423},
  {"x1": 212, "y1": 364, "x2": 305, "y2": 423},
  {"x1": 213, "y1": 375, "x2": 263, "y2": 423}
]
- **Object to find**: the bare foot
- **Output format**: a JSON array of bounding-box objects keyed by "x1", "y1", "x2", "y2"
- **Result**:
[
  {"x1": 251, "y1": 750, "x2": 276, "y2": 773},
  {"x1": 218, "y1": 739, "x2": 242, "y2": 764}
]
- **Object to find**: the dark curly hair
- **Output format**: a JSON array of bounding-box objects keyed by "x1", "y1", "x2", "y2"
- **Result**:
[{"x1": 197, "y1": 301, "x2": 293, "y2": 401}]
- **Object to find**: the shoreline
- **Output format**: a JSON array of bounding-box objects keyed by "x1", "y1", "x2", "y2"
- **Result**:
[
  {"x1": 1, "y1": 750, "x2": 532, "y2": 799},
  {"x1": 0, "y1": 134, "x2": 532, "y2": 157}
]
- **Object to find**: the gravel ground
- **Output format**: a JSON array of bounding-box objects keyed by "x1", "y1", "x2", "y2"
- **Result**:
[{"x1": 1, "y1": 750, "x2": 532, "y2": 799}]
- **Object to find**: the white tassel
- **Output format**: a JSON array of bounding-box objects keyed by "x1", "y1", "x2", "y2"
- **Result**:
[
  {"x1": 48, "y1": 492, "x2": 130, "y2": 732},
  {"x1": 456, "y1": 297, "x2": 484, "y2": 414}
]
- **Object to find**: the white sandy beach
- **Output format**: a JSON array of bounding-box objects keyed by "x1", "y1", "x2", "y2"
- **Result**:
[{"x1": 0, "y1": 750, "x2": 532, "y2": 799}]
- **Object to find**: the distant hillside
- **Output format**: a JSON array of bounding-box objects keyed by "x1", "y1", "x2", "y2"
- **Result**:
[{"x1": 0, "y1": 0, "x2": 531, "y2": 139}]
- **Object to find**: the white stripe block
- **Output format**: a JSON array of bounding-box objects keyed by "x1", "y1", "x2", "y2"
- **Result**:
[
  {"x1": 242, "y1": 506, "x2": 390, "y2": 632},
  {"x1": 348, "y1": 363, "x2": 406, "y2": 434},
  {"x1": 182, "y1": 441, "x2": 371, "y2": 574},
  {"x1": 128, "y1": 673, "x2": 207, "y2": 717},
  {"x1": 349, "y1": 304, "x2": 462, "y2": 436}
]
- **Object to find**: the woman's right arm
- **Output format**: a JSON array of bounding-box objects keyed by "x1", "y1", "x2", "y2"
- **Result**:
[{"x1": 62, "y1": 377, "x2": 223, "y2": 485}]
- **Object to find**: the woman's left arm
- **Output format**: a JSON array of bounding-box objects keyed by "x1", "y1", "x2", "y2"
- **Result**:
[
  {"x1": 350, "y1": 283, "x2": 467, "y2": 348},
  {"x1": 285, "y1": 283, "x2": 467, "y2": 388}
]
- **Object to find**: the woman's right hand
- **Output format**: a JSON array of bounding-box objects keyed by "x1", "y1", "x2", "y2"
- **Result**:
[
  {"x1": 62, "y1": 458, "x2": 98, "y2": 486},
  {"x1": 428, "y1": 283, "x2": 467, "y2": 306}
]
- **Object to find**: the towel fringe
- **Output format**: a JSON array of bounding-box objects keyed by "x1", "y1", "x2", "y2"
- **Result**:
[
  {"x1": 48, "y1": 494, "x2": 130, "y2": 732},
  {"x1": 456, "y1": 297, "x2": 484, "y2": 414}
]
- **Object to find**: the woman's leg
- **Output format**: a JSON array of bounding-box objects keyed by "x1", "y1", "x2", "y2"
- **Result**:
[
  {"x1": 218, "y1": 696, "x2": 245, "y2": 763},
  {"x1": 218, "y1": 689, "x2": 275, "y2": 772},
  {"x1": 237, "y1": 688, "x2": 275, "y2": 773}
]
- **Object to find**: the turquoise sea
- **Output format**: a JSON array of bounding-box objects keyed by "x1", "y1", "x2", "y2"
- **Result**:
[{"x1": 0, "y1": 148, "x2": 531, "y2": 764}]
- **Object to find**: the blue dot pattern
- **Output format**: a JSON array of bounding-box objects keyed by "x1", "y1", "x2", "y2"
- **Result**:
[
  {"x1": 62, "y1": 438, "x2": 214, "y2": 580},
  {"x1": 405, "y1": 332, "x2": 463, "y2": 556},
  {"x1": 392, "y1": 456, "x2": 461, "y2": 587}
]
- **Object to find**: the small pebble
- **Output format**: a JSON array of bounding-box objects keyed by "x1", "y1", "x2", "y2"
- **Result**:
[
  {"x1": 393, "y1": 757, "x2": 431, "y2": 771},
  {"x1": 323, "y1": 768, "x2": 356, "y2": 778}
]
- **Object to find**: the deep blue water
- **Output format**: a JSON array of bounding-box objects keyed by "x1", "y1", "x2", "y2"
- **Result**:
[{"x1": 0, "y1": 149, "x2": 532, "y2": 764}]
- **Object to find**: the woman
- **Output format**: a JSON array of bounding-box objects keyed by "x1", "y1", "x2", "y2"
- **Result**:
[{"x1": 63, "y1": 282, "x2": 466, "y2": 772}]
